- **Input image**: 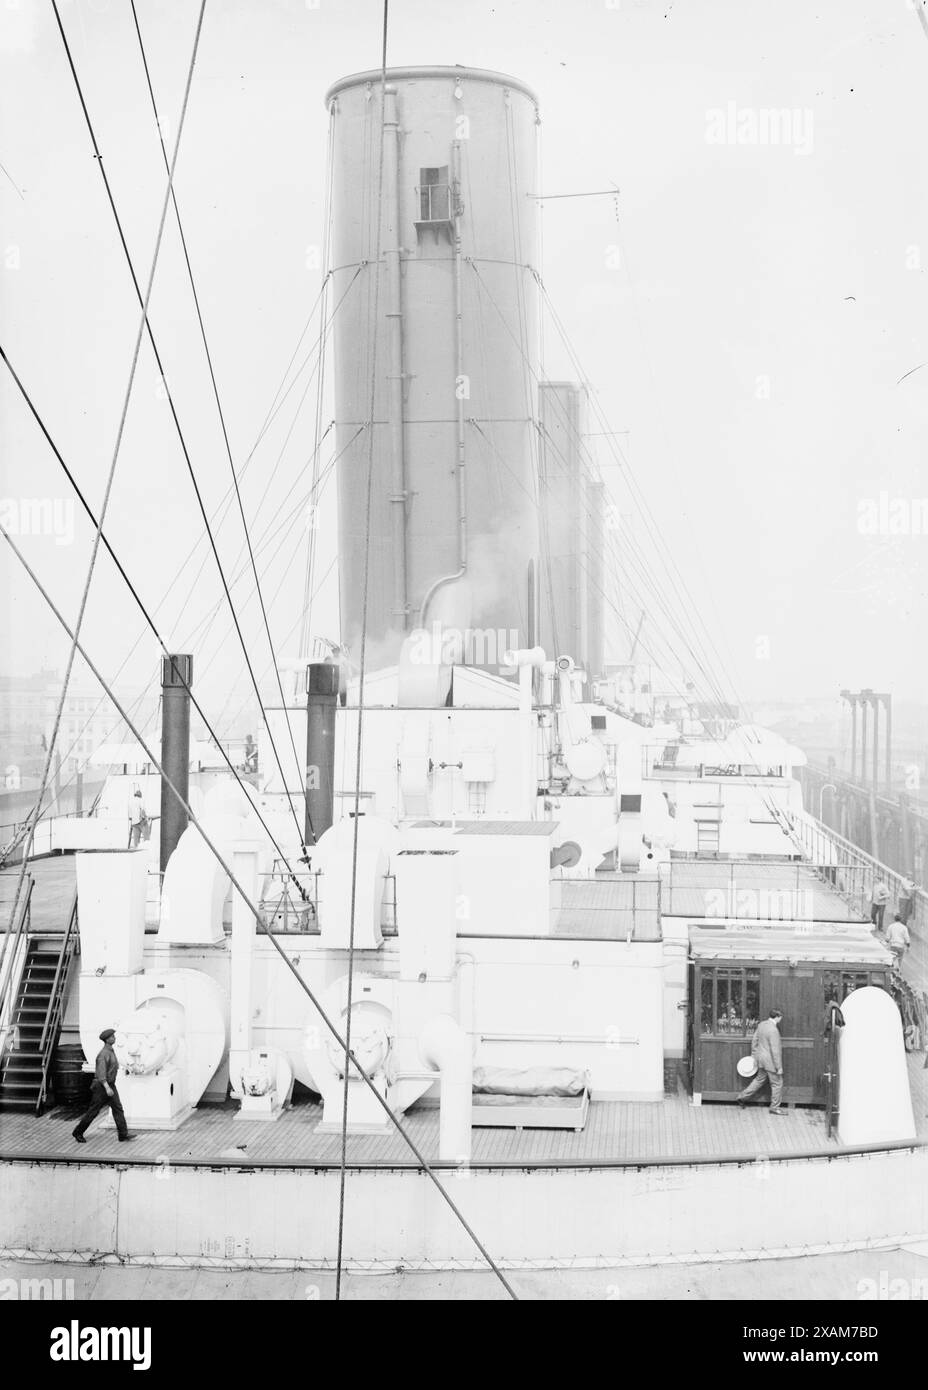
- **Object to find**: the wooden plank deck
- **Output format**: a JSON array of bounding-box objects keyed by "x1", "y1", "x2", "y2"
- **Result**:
[
  {"x1": 6, "y1": 1075, "x2": 925, "y2": 1170},
  {"x1": 1, "y1": 856, "x2": 77, "y2": 932}
]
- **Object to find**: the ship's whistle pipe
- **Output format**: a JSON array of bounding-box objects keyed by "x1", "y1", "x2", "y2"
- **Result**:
[
  {"x1": 159, "y1": 654, "x2": 193, "y2": 873},
  {"x1": 419, "y1": 1013, "x2": 472, "y2": 1161},
  {"x1": 383, "y1": 83, "x2": 408, "y2": 629},
  {"x1": 418, "y1": 139, "x2": 467, "y2": 627}
]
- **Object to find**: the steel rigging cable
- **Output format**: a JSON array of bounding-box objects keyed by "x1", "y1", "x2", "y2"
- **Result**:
[
  {"x1": 128, "y1": 0, "x2": 312, "y2": 840},
  {"x1": 330, "y1": 4, "x2": 516, "y2": 1303},
  {"x1": 51, "y1": 0, "x2": 307, "y2": 858},
  {"x1": 334, "y1": 2, "x2": 390, "y2": 1305},
  {"x1": 1, "y1": 520, "x2": 519, "y2": 1301},
  {"x1": 0, "y1": 345, "x2": 309, "y2": 895},
  {"x1": 1, "y1": 2, "x2": 208, "y2": 947}
]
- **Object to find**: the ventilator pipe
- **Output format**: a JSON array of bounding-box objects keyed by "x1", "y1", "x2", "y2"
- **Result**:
[
  {"x1": 502, "y1": 646, "x2": 546, "y2": 713},
  {"x1": 503, "y1": 646, "x2": 546, "y2": 668},
  {"x1": 555, "y1": 654, "x2": 585, "y2": 751},
  {"x1": 539, "y1": 660, "x2": 556, "y2": 707},
  {"x1": 419, "y1": 1013, "x2": 472, "y2": 1161},
  {"x1": 556, "y1": 654, "x2": 576, "y2": 706}
]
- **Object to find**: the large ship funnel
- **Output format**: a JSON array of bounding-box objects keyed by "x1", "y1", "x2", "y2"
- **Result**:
[{"x1": 325, "y1": 66, "x2": 542, "y2": 665}]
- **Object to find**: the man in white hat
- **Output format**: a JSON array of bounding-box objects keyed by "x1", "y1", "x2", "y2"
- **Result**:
[{"x1": 737, "y1": 1009, "x2": 787, "y2": 1115}]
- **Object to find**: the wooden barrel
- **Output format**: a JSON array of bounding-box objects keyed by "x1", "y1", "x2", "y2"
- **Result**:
[{"x1": 52, "y1": 1044, "x2": 92, "y2": 1107}]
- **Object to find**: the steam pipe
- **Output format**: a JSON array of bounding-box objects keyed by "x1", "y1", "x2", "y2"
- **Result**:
[
  {"x1": 159, "y1": 654, "x2": 192, "y2": 873},
  {"x1": 419, "y1": 139, "x2": 467, "y2": 626},
  {"x1": 383, "y1": 84, "x2": 408, "y2": 629}
]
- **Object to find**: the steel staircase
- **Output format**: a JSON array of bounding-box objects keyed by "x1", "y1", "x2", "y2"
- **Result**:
[{"x1": 0, "y1": 885, "x2": 79, "y2": 1114}]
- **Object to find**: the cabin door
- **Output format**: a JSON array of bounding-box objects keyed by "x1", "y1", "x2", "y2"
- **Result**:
[{"x1": 768, "y1": 967, "x2": 818, "y2": 1103}]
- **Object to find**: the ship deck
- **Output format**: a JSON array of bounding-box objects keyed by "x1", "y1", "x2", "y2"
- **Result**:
[
  {"x1": 3, "y1": 855, "x2": 926, "y2": 1170},
  {"x1": 3, "y1": 1051, "x2": 926, "y2": 1170}
]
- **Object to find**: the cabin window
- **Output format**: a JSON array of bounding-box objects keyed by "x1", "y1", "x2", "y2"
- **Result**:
[
  {"x1": 700, "y1": 967, "x2": 760, "y2": 1036},
  {"x1": 418, "y1": 166, "x2": 450, "y2": 221},
  {"x1": 824, "y1": 970, "x2": 873, "y2": 1004}
]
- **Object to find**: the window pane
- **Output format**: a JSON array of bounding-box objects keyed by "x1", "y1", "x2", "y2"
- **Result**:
[
  {"x1": 842, "y1": 972, "x2": 868, "y2": 999},
  {"x1": 719, "y1": 973, "x2": 743, "y2": 1034},
  {"x1": 700, "y1": 973, "x2": 713, "y2": 1035},
  {"x1": 745, "y1": 970, "x2": 760, "y2": 1034}
]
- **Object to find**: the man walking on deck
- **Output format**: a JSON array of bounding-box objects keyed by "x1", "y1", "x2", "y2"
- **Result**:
[
  {"x1": 72, "y1": 1029, "x2": 134, "y2": 1143},
  {"x1": 737, "y1": 1009, "x2": 787, "y2": 1114},
  {"x1": 886, "y1": 913, "x2": 911, "y2": 972}
]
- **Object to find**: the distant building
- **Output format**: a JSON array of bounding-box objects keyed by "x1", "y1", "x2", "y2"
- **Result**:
[{"x1": 0, "y1": 671, "x2": 160, "y2": 778}]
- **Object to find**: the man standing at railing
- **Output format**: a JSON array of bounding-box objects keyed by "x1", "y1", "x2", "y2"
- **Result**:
[
  {"x1": 898, "y1": 876, "x2": 919, "y2": 926},
  {"x1": 870, "y1": 879, "x2": 890, "y2": 933},
  {"x1": 72, "y1": 1028, "x2": 134, "y2": 1144},
  {"x1": 128, "y1": 788, "x2": 145, "y2": 848}
]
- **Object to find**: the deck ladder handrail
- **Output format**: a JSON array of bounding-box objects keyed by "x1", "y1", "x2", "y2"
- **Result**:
[
  {"x1": 0, "y1": 874, "x2": 34, "y2": 1028},
  {"x1": 35, "y1": 889, "x2": 79, "y2": 1114}
]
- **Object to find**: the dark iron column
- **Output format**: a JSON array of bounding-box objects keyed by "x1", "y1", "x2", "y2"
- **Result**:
[
  {"x1": 305, "y1": 662, "x2": 339, "y2": 846},
  {"x1": 159, "y1": 654, "x2": 192, "y2": 872}
]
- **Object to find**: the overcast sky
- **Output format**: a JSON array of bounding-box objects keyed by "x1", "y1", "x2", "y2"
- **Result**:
[{"x1": 2, "y1": 0, "x2": 927, "y2": 738}]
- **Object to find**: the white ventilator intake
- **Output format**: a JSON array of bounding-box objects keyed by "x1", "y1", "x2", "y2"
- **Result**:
[
  {"x1": 419, "y1": 1014, "x2": 473, "y2": 1162},
  {"x1": 503, "y1": 647, "x2": 546, "y2": 713}
]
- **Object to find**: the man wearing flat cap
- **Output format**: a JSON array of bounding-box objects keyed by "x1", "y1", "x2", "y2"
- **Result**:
[{"x1": 72, "y1": 1028, "x2": 134, "y2": 1144}]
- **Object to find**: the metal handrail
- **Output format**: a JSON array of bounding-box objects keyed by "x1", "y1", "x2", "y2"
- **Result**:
[
  {"x1": 787, "y1": 810, "x2": 926, "y2": 936},
  {"x1": 0, "y1": 874, "x2": 34, "y2": 1024},
  {"x1": 34, "y1": 890, "x2": 79, "y2": 1113}
]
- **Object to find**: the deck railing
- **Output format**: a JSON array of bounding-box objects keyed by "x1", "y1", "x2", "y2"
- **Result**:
[
  {"x1": 787, "y1": 811, "x2": 926, "y2": 941},
  {"x1": 0, "y1": 874, "x2": 34, "y2": 1046},
  {"x1": 661, "y1": 858, "x2": 867, "y2": 922},
  {"x1": 36, "y1": 889, "x2": 79, "y2": 1113},
  {"x1": 259, "y1": 862, "x2": 397, "y2": 936}
]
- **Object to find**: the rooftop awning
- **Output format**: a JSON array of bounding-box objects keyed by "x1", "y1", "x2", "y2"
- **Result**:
[{"x1": 689, "y1": 923, "x2": 892, "y2": 965}]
